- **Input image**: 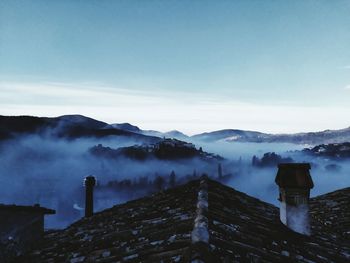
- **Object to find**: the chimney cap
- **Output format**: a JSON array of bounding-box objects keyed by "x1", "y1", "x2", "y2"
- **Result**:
[
  {"x1": 84, "y1": 175, "x2": 96, "y2": 187},
  {"x1": 275, "y1": 163, "x2": 314, "y2": 189}
]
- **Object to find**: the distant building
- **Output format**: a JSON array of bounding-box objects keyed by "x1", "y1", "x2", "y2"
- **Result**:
[
  {"x1": 0, "y1": 204, "x2": 55, "y2": 260},
  {"x1": 155, "y1": 138, "x2": 196, "y2": 149}
]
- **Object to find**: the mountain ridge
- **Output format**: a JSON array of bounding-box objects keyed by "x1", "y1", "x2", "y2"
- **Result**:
[
  {"x1": 1, "y1": 114, "x2": 349, "y2": 145},
  {"x1": 192, "y1": 127, "x2": 350, "y2": 144},
  {"x1": 0, "y1": 115, "x2": 159, "y2": 143}
]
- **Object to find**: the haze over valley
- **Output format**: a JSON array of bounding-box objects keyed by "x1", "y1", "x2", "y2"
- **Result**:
[{"x1": 1, "y1": 115, "x2": 349, "y2": 228}]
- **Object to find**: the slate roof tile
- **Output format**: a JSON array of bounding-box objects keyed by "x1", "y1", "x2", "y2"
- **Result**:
[{"x1": 16, "y1": 179, "x2": 350, "y2": 263}]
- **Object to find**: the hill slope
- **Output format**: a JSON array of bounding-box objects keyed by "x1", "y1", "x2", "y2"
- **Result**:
[{"x1": 192, "y1": 127, "x2": 350, "y2": 144}]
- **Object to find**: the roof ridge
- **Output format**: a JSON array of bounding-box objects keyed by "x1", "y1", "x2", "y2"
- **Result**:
[
  {"x1": 311, "y1": 186, "x2": 350, "y2": 199},
  {"x1": 190, "y1": 175, "x2": 210, "y2": 262}
]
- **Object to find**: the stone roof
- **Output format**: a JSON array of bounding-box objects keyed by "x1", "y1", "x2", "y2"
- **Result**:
[
  {"x1": 17, "y1": 178, "x2": 349, "y2": 263},
  {"x1": 309, "y1": 187, "x2": 350, "y2": 241},
  {"x1": 207, "y1": 180, "x2": 349, "y2": 262}
]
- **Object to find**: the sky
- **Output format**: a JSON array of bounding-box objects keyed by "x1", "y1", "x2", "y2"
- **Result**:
[{"x1": 1, "y1": 0, "x2": 350, "y2": 135}]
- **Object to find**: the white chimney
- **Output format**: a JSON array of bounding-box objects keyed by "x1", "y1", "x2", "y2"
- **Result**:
[{"x1": 275, "y1": 163, "x2": 314, "y2": 235}]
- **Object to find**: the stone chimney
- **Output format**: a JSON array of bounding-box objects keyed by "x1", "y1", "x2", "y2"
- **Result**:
[
  {"x1": 275, "y1": 163, "x2": 314, "y2": 235},
  {"x1": 84, "y1": 175, "x2": 96, "y2": 217}
]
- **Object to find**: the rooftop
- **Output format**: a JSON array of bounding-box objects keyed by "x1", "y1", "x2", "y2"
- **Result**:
[
  {"x1": 0, "y1": 204, "x2": 56, "y2": 215},
  {"x1": 17, "y1": 178, "x2": 350, "y2": 263}
]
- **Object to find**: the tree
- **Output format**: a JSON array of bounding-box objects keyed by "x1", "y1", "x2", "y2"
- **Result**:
[
  {"x1": 192, "y1": 169, "x2": 197, "y2": 179},
  {"x1": 169, "y1": 170, "x2": 176, "y2": 188},
  {"x1": 154, "y1": 175, "x2": 165, "y2": 191},
  {"x1": 252, "y1": 155, "x2": 258, "y2": 166},
  {"x1": 218, "y1": 163, "x2": 223, "y2": 179}
]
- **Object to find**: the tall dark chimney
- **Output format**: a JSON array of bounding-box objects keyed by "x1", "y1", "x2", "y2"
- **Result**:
[
  {"x1": 84, "y1": 175, "x2": 96, "y2": 217},
  {"x1": 275, "y1": 163, "x2": 314, "y2": 235}
]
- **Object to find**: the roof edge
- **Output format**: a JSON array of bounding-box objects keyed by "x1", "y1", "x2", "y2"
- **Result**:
[{"x1": 0, "y1": 204, "x2": 56, "y2": 214}]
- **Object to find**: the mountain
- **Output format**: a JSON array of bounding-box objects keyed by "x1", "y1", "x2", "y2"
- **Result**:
[
  {"x1": 143, "y1": 130, "x2": 189, "y2": 139},
  {"x1": 163, "y1": 130, "x2": 189, "y2": 139},
  {"x1": 56, "y1": 114, "x2": 107, "y2": 130},
  {"x1": 0, "y1": 114, "x2": 106, "y2": 135},
  {"x1": 303, "y1": 142, "x2": 350, "y2": 158},
  {"x1": 269, "y1": 127, "x2": 350, "y2": 144},
  {"x1": 104, "y1": 123, "x2": 142, "y2": 133},
  {"x1": 0, "y1": 115, "x2": 52, "y2": 140},
  {"x1": 192, "y1": 129, "x2": 269, "y2": 142},
  {"x1": 106, "y1": 125, "x2": 189, "y2": 140},
  {"x1": 0, "y1": 115, "x2": 160, "y2": 143},
  {"x1": 0, "y1": 115, "x2": 187, "y2": 145},
  {"x1": 2, "y1": 114, "x2": 350, "y2": 145},
  {"x1": 192, "y1": 127, "x2": 350, "y2": 145}
]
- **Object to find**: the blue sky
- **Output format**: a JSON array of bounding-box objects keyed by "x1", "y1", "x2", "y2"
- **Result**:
[{"x1": 1, "y1": 0, "x2": 350, "y2": 134}]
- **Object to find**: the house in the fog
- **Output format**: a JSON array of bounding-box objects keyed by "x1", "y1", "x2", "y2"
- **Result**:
[
  {"x1": 17, "y1": 171, "x2": 350, "y2": 263},
  {"x1": 0, "y1": 204, "x2": 55, "y2": 261},
  {"x1": 153, "y1": 138, "x2": 196, "y2": 151}
]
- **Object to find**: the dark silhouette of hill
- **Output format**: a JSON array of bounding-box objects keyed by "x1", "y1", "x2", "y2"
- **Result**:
[
  {"x1": 0, "y1": 115, "x2": 159, "y2": 143},
  {"x1": 192, "y1": 127, "x2": 350, "y2": 144},
  {"x1": 2, "y1": 114, "x2": 350, "y2": 145},
  {"x1": 303, "y1": 142, "x2": 350, "y2": 158}
]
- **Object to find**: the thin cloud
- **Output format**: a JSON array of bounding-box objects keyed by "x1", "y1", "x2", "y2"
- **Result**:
[
  {"x1": 1, "y1": 81, "x2": 350, "y2": 135},
  {"x1": 344, "y1": 85, "x2": 350, "y2": 90}
]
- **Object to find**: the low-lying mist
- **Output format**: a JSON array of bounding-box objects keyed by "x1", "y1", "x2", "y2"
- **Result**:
[
  {"x1": 0, "y1": 134, "x2": 349, "y2": 229},
  {"x1": 0, "y1": 135, "x2": 217, "y2": 228},
  {"x1": 205, "y1": 140, "x2": 350, "y2": 206}
]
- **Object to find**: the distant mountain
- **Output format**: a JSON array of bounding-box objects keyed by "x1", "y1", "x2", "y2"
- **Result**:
[
  {"x1": 0, "y1": 114, "x2": 107, "y2": 136},
  {"x1": 192, "y1": 129, "x2": 269, "y2": 142},
  {"x1": 104, "y1": 123, "x2": 142, "y2": 133},
  {"x1": 0, "y1": 115, "x2": 187, "y2": 143},
  {"x1": 1, "y1": 114, "x2": 349, "y2": 145},
  {"x1": 0, "y1": 115, "x2": 160, "y2": 143},
  {"x1": 0, "y1": 115, "x2": 53, "y2": 140},
  {"x1": 106, "y1": 124, "x2": 189, "y2": 140},
  {"x1": 303, "y1": 142, "x2": 350, "y2": 158},
  {"x1": 164, "y1": 130, "x2": 189, "y2": 139},
  {"x1": 56, "y1": 115, "x2": 107, "y2": 130},
  {"x1": 269, "y1": 127, "x2": 350, "y2": 144},
  {"x1": 143, "y1": 130, "x2": 189, "y2": 140},
  {"x1": 192, "y1": 127, "x2": 350, "y2": 145}
]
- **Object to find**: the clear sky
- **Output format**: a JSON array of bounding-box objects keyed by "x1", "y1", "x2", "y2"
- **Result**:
[{"x1": 1, "y1": 0, "x2": 350, "y2": 135}]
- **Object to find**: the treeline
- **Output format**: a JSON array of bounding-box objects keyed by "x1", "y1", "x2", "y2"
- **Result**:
[
  {"x1": 100, "y1": 170, "x2": 201, "y2": 194},
  {"x1": 99, "y1": 163, "x2": 233, "y2": 196},
  {"x1": 252, "y1": 152, "x2": 293, "y2": 167}
]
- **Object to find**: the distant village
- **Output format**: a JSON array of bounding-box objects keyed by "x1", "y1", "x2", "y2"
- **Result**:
[{"x1": 90, "y1": 138, "x2": 223, "y2": 161}]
